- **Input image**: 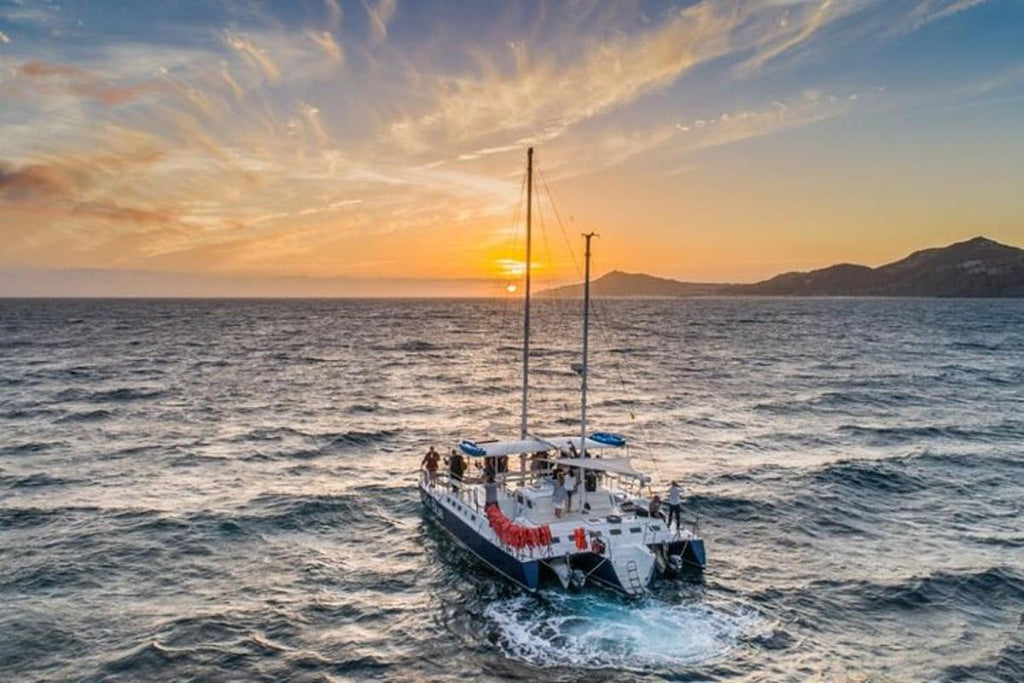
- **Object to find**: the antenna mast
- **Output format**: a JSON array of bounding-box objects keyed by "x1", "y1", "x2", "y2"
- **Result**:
[
  {"x1": 521, "y1": 148, "x2": 533, "y2": 439},
  {"x1": 580, "y1": 231, "x2": 596, "y2": 456}
]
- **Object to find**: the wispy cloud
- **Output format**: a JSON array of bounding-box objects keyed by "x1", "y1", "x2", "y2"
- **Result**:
[
  {"x1": 364, "y1": 0, "x2": 397, "y2": 42},
  {"x1": 904, "y1": 0, "x2": 987, "y2": 31},
  {"x1": 0, "y1": 0, "x2": 1016, "y2": 286},
  {"x1": 385, "y1": 1, "x2": 877, "y2": 155},
  {"x1": 223, "y1": 31, "x2": 280, "y2": 81},
  {"x1": 13, "y1": 60, "x2": 165, "y2": 105}
]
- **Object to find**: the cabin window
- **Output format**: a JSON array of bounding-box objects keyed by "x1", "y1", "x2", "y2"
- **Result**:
[
  {"x1": 551, "y1": 537, "x2": 560, "y2": 544},
  {"x1": 527, "y1": 500, "x2": 533, "y2": 509},
  {"x1": 610, "y1": 529, "x2": 622, "y2": 536},
  {"x1": 650, "y1": 525, "x2": 662, "y2": 531},
  {"x1": 629, "y1": 527, "x2": 642, "y2": 534}
]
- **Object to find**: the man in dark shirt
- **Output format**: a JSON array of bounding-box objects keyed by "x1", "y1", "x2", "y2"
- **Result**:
[{"x1": 448, "y1": 449, "x2": 466, "y2": 490}]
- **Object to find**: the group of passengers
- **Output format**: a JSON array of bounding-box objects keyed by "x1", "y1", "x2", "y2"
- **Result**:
[
  {"x1": 420, "y1": 446, "x2": 507, "y2": 492},
  {"x1": 422, "y1": 446, "x2": 686, "y2": 530}
]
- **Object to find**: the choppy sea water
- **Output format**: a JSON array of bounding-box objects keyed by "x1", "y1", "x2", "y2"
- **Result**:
[{"x1": 1, "y1": 297, "x2": 1022, "y2": 682}]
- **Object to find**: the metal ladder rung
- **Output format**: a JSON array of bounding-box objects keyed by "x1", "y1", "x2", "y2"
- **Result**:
[{"x1": 625, "y1": 559, "x2": 643, "y2": 593}]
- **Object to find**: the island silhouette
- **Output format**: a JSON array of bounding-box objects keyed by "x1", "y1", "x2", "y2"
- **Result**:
[{"x1": 541, "y1": 237, "x2": 1024, "y2": 298}]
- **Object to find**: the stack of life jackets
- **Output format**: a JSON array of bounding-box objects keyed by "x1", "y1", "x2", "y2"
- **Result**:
[{"x1": 486, "y1": 504, "x2": 552, "y2": 549}]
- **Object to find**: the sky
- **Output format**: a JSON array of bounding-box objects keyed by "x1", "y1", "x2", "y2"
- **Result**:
[{"x1": 0, "y1": 0, "x2": 1022, "y2": 296}]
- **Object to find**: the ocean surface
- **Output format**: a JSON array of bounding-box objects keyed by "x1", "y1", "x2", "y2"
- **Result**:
[{"x1": 1, "y1": 297, "x2": 1022, "y2": 682}]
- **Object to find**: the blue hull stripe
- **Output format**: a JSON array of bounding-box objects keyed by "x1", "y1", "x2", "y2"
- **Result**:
[
  {"x1": 420, "y1": 487, "x2": 540, "y2": 590},
  {"x1": 667, "y1": 539, "x2": 707, "y2": 568}
]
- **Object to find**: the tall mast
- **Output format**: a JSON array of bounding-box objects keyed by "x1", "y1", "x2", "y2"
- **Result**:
[
  {"x1": 579, "y1": 232, "x2": 596, "y2": 456},
  {"x1": 520, "y1": 147, "x2": 533, "y2": 439}
]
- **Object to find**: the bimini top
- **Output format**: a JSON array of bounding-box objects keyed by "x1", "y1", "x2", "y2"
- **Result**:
[
  {"x1": 457, "y1": 433, "x2": 627, "y2": 458},
  {"x1": 547, "y1": 456, "x2": 649, "y2": 481}
]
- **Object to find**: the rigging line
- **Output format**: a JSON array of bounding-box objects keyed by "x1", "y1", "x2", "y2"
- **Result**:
[
  {"x1": 499, "y1": 168, "x2": 529, "y2": 315},
  {"x1": 493, "y1": 165, "x2": 528, "y2": 348},
  {"x1": 538, "y1": 161, "x2": 645, "y2": 452},
  {"x1": 584, "y1": 283, "x2": 664, "y2": 478},
  {"x1": 537, "y1": 166, "x2": 583, "y2": 280},
  {"x1": 485, "y1": 164, "x2": 528, "y2": 431},
  {"x1": 503, "y1": 168, "x2": 530, "y2": 430},
  {"x1": 535, "y1": 162, "x2": 585, "y2": 404},
  {"x1": 534, "y1": 162, "x2": 657, "y2": 476}
]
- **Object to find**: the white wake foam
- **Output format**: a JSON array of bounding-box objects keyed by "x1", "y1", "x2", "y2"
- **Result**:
[{"x1": 482, "y1": 591, "x2": 767, "y2": 671}]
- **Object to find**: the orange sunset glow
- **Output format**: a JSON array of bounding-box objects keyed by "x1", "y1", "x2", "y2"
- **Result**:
[{"x1": 1, "y1": 1, "x2": 1022, "y2": 296}]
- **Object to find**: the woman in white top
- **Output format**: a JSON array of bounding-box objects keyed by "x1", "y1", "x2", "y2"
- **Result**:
[
  {"x1": 564, "y1": 470, "x2": 577, "y2": 513},
  {"x1": 667, "y1": 481, "x2": 683, "y2": 530},
  {"x1": 552, "y1": 470, "x2": 567, "y2": 517}
]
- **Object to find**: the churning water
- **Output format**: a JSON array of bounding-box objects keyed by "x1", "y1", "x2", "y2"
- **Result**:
[{"x1": 1, "y1": 298, "x2": 1022, "y2": 681}]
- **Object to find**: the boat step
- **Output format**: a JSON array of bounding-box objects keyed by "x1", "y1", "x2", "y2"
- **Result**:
[{"x1": 550, "y1": 560, "x2": 571, "y2": 589}]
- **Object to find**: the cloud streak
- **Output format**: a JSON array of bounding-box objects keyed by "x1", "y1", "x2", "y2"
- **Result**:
[
  {"x1": 365, "y1": 0, "x2": 397, "y2": 42},
  {"x1": 0, "y1": 0, "x2": 1017, "y2": 287}
]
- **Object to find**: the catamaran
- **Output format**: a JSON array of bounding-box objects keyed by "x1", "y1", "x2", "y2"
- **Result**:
[{"x1": 418, "y1": 148, "x2": 706, "y2": 595}]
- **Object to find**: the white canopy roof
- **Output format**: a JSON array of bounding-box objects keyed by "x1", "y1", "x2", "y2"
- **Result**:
[
  {"x1": 547, "y1": 456, "x2": 648, "y2": 480},
  {"x1": 542, "y1": 435, "x2": 625, "y2": 453},
  {"x1": 458, "y1": 438, "x2": 549, "y2": 457},
  {"x1": 457, "y1": 434, "x2": 626, "y2": 458}
]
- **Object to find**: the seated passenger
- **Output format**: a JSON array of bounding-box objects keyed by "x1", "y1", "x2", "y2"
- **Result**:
[{"x1": 649, "y1": 494, "x2": 664, "y2": 520}]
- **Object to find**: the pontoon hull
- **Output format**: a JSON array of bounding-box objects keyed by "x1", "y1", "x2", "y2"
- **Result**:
[
  {"x1": 663, "y1": 538, "x2": 707, "y2": 570},
  {"x1": 419, "y1": 485, "x2": 540, "y2": 590}
]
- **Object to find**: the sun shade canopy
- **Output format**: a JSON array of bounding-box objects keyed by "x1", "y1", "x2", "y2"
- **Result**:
[
  {"x1": 457, "y1": 433, "x2": 627, "y2": 458},
  {"x1": 546, "y1": 456, "x2": 648, "y2": 481}
]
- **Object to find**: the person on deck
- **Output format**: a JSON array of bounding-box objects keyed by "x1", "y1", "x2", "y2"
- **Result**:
[
  {"x1": 448, "y1": 449, "x2": 467, "y2": 491},
  {"x1": 552, "y1": 470, "x2": 567, "y2": 518},
  {"x1": 481, "y1": 457, "x2": 496, "y2": 482},
  {"x1": 667, "y1": 481, "x2": 683, "y2": 531},
  {"x1": 421, "y1": 446, "x2": 440, "y2": 486},
  {"x1": 484, "y1": 476, "x2": 499, "y2": 509},
  {"x1": 529, "y1": 452, "x2": 545, "y2": 473},
  {"x1": 649, "y1": 494, "x2": 664, "y2": 520},
  {"x1": 564, "y1": 469, "x2": 578, "y2": 513}
]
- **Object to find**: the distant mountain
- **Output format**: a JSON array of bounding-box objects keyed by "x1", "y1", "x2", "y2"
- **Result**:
[
  {"x1": 730, "y1": 237, "x2": 1024, "y2": 297},
  {"x1": 539, "y1": 271, "x2": 732, "y2": 298},
  {"x1": 540, "y1": 237, "x2": 1024, "y2": 298}
]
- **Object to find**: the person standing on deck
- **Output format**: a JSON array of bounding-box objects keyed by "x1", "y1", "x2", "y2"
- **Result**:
[
  {"x1": 421, "y1": 446, "x2": 440, "y2": 486},
  {"x1": 484, "y1": 476, "x2": 499, "y2": 509},
  {"x1": 564, "y1": 469, "x2": 578, "y2": 513},
  {"x1": 552, "y1": 470, "x2": 567, "y2": 518},
  {"x1": 667, "y1": 481, "x2": 683, "y2": 531},
  {"x1": 448, "y1": 449, "x2": 467, "y2": 491}
]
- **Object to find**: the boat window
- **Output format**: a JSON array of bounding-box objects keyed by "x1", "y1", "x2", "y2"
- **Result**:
[
  {"x1": 527, "y1": 500, "x2": 533, "y2": 508},
  {"x1": 551, "y1": 537, "x2": 560, "y2": 544},
  {"x1": 610, "y1": 529, "x2": 622, "y2": 535},
  {"x1": 629, "y1": 527, "x2": 642, "y2": 533},
  {"x1": 650, "y1": 524, "x2": 661, "y2": 531}
]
